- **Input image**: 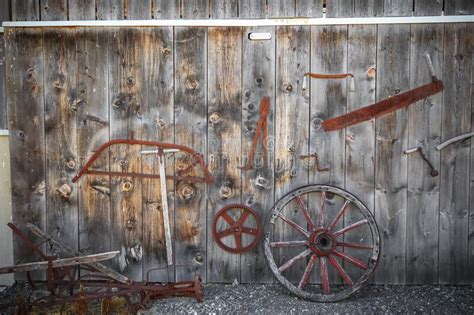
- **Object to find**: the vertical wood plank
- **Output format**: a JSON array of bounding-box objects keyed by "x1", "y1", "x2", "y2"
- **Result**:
[
  {"x1": 154, "y1": 0, "x2": 181, "y2": 19},
  {"x1": 97, "y1": 0, "x2": 124, "y2": 20},
  {"x1": 76, "y1": 29, "x2": 111, "y2": 260},
  {"x1": 174, "y1": 26, "x2": 208, "y2": 281},
  {"x1": 41, "y1": 0, "x2": 67, "y2": 20},
  {"x1": 444, "y1": 0, "x2": 474, "y2": 15},
  {"x1": 439, "y1": 23, "x2": 472, "y2": 284},
  {"x1": 374, "y1": 24, "x2": 410, "y2": 284},
  {"x1": 127, "y1": 0, "x2": 152, "y2": 19},
  {"x1": 207, "y1": 27, "x2": 242, "y2": 282},
  {"x1": 274, "y1": 25, "x2": 310, "y2": 282},
  {"x1": 414, "y1": 0, "x2": 443, "y2": 16},
  {"x1": 470, "y1": 39, "x2": 474, "y2": 284},
  {"x1": 240, "y1": 25, "x2": 275, "y2": 283},
  {"x1": 267, "y1": 0, "x2": 295, "y2": 17},
  {"x1": 326, "y1": 0, "x2": 353, "y2": 17},
  {"x1": 182, "y1": 0, "x2": 209, "y2": 19},
  {"x1": 383, "y1": 0, "x2": 413, "y2": 16},
  {"x1": 11, "y1": 0, "x2": 40, "y2": 21},
  {"x1": 210, "y1": 0, "x2": 239, "y2": 18},
  {"x1": 239, "y1": 0, "x2": 266, "y2": 18},
  {"x1": 69, "y1": 0, "x2": 96, "y2": 20},
  {"x1": 296, "y1": 0, "x2": 322, "y2": 17},
  {"x1": 141, "y1": 27, "x2": 175, "y2": 281},
  {"x1": 406, "y1": 24, "x2": 443, "y2": 284},
  {"x1": 108, "y1": 28, "x2": 144, "y2": 280},
  {"x1": 0, "y1": 34, "x2": 6, "y2": 129},
  {"x1": 5, "y1": 28, "x2": 45, "y2": 278},
  {"x1": 43, "y1": 28, "x2": 78, "y2": 255},
  {"x1": 345, "y1": 24, "x2": 377, "y2": 280}
]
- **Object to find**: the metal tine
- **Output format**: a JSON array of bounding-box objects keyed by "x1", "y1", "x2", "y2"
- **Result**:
[
  {"x1": 141, "y1": 148, "x2": 180, "y2": 154},
  {"x1": 424, "y1": 53, "x2": 437, "y2": 81}
]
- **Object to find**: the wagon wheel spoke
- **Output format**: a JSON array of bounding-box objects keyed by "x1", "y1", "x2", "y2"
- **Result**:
[
  {"x1": 270, "y1": 240, "x2": 308, "y2": 248},
  {"x1": 328, "y1": 200, "x2": 350, "y2": 231},
  {"x1": 298, "y1": 254, "x2": 317, "y2": 289},
  {"x1": 336, "y1": 242, "x2": 373, "y2": 250},
  {"x1": 327, "y1": 255, "x2": 353, "y2": 286},
  {"x1": 216, "y1": 228, "x2": 234, "y2": 239},
  {"x1": 234, "y1": 234, "x2": 243, "y2": 250},
  {"x1": 334, "y1": 219, "x2": 368, "y2": 237},
  {"x1": 278, "y1": 249, "x2": 311, "y2": 273},
  {"x1": 242, "y1": 227, "x2": 259, "y2": 236},
  {"x1": 318, "y1": 192, "x2": 326, "y2": 228},
  {"x1": 319, "y1": 256, "x2": 330, "y2": 294},
  {"x1": 220, "y1": 211, "x2": 235, "y2": 226},
  {"x1": 277, "y1": 214, "x2": 310, "y2": 238},
  {"x1": 333, "y1": 250, "x2": 368, "y2": 270},
  {"x1": 295, "y1": 195, "x2": 315, "y2": 231}
]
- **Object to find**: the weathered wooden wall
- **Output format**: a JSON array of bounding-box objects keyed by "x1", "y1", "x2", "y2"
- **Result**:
[{"x1": 2, "y1": 0, "x2": 474, "y2": 285}]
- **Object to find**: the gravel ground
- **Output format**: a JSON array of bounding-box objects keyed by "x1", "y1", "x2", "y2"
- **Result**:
[
  {"x1": 146, "y1": 283, "x2": 474, "y2": 314},
  {"x1": 1, "y1": 283, "x2": 473, "y2": 314}
]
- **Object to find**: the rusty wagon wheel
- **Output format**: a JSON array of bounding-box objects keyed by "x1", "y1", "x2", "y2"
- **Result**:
[
  {"x1": 212, "y1": 204, "x2": 262, "y2": 253},
  {"x1": 263, "y1": 185, "x2": 380, "y2": 302}
]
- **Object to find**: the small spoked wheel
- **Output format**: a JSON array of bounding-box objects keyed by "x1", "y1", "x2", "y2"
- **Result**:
[
  {"x1": 212, "y1": 204, "x2": 262, "y2": 253},
  {"x1": 263, "y1": 185, "x2": 380, "y2": 302}
]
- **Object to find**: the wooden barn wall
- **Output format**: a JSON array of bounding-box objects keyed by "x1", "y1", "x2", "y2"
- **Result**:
[{"x1": 2, "y1": 0, "x2": 474, "y2": 285}]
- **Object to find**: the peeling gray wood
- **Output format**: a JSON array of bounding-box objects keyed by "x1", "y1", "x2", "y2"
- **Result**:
[
  {"x1": 182, "y1": 0, "x2": 208, "y2": 19},
  {"x1": 439, "y1": 23, "x2": 472, "y2": 284},
  {"x1": 240, "y1": 25, "x2": 275, "y2": 283},
  {"x1": 97, "y1": 0, "x2": 124, "y2": 20},
  {"x1": 383, "y1": 0, "x2": 412, "y2": 16},
  {"x1": 444, "y1": 0, "x2": 474, "y2": 15},
  {"x1": 296, "y1": 0, "x2": 322, "y2": 17},
  {"x1": 267, "y1": 0, "x2": 296, "y2": 18},
  {"x1": 154, "y1": 0, "x2": 181, "y2": 19},
  {"x1": 174, "y1": 26, "x2": 208, "y2": 282},
  {"x1": 414, "y1": 0, "x2": 443, "y2": 16},
  {"x1": 207, "y1": 27, "x2": 242, "y2": 282},
  {"x1": 0, "y1": 34, "x2": 6, "y2": 129},
  {"x1": 374, "y1": 24, "x2": 410, "y2": 284},
  {"x1": 127, "y1": 0, "x2": 152, "y2": 19},
  {"x1": 5, "y1": 28, "x2": 46, "y2": 280},
  {"x1": 210, "y1": 0, "x2": 239, "y2": 18},
  {"x1": 406, "y1": 23, "x2": 443, "y2": 284}
]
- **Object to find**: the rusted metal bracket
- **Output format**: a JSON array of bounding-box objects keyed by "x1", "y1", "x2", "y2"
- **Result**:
[
  {"x1": 72, "y1": 133, "x2": 213, "y2": 184},
  {"x1": 302, "y1": 72, "x2": 355, "y2": 92},
  {"x1": 241, "y1": 96, "x2": 270, "y2": 170},
  {"x1": 436, "y1": 131, "x2": 474, "y2": 151},
  {"x1": 321, "y1": 54, "x2": 443, "y2": 132},
  {"x1": 403, "y1": 147, "x2": 438, "y2": 177}
]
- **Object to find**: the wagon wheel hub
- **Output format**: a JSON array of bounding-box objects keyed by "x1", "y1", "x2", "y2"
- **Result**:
[{"x1": 309, "y1": 231, "x2": 336, "y2": 256}]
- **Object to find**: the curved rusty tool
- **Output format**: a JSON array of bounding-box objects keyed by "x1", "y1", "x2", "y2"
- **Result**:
[{"x1": 72, "y1": 134, "x2": 213, "y2": 184}]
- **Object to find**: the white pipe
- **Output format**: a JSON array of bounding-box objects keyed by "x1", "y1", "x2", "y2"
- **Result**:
[{"x1": 2, "y1": 15, "x2": 474, "y2": 28}]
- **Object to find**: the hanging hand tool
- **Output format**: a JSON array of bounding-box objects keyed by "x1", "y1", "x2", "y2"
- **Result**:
[
  {"x1": 241, "y1": 96, "x2": 270, "y2": 170},
  {"x1": 302, "y1": 72, "x2": 355, "y2": 92},
  {"x1": 403, "y1": 147, "x2": 438, "y2": 177},
  {"x1": 321, "y1": 54, "x2": 443, "y2": 132},
  {"x1": 436, "y1": 131, "x2": 474, "y2": 151}
]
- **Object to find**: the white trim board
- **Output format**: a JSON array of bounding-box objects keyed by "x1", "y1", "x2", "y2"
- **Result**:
[{"x1": 2, "y1": 15, "x2": 474, "y2": 29}]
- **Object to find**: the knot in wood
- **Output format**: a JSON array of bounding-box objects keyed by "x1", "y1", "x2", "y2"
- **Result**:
[
  {"x1": 121, "y1": 180, "x2": 133, "y2": 193},
  {"x1": 176, "y1": 159, "x2": 190, "y2": 171},
  {"x1": 126, "y1": 219, "x2": 137, "y2": 230},
  {"x1": 17, "y1": 130, "x2": 25, "y2": 141},
  {"x1": 26, "y1": 67, "x2": 35, "y2": 77},
  {"x1": 155, "y1": 118, "x2": 166, "y2": 129},
  {"x1": 367, "y1": 66, "x2": 376, "y2": 78},
  {"x1": 126, "y1": 76, "x2": 134, "y2": 86},
  {"x1": 194, "y1": 252, "x2": 203, "y2": 263},
  {"x1": 57, "y1": 183, "x2": 72, "y2": 200},
  {"x1": 209, "y1": 112, "x2": 222, "y2": 124},
  {"x1": 186, "y1": 78, "x2": 199, "y2": 90},
  {"x1": 128, "y1": 244, "x2": 143, "y2": 262},
  {"x1": 284, "y1": 83, "x2": 293, "y2": 93},
  {"x1": 253, "y1": 175, "x2": 270, "y2": 190},
  {"x1": 191, "y1": 226, "x2": 200, "y2": 236},
  {"x1": 219, "y1": 186, "x2": 233, "y2": 199},
  {"x1": 311, "y1": 117, "x2": 323, "y2": 131},
  {"x1": 162, "y1": 47, "x2": 171, "y2": 56},
  {"x1": 177, "y1": 182, "x2": 196, "y2": 201},
  {"x1": 255, "y1": 77, "x2": 263, "y2": 86},
  {"x1": 66, "y1": 158, "x2": 76, "y2": 170},
  {"x1": 394, "y1": 88, "x2": 401, "y2": 95},
  {"x1": 119, "y1": 159, "x2": 128, "y2": 170},
  {"x1": 34, "y1": 180, "x2": 46, "y2": 195}
]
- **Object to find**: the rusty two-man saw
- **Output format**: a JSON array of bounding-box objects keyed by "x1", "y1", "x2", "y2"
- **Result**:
[{"x1": 320, "y1": 54, "x2": 444, "y2": 132}]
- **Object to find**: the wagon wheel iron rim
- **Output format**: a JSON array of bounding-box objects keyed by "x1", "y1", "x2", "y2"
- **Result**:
[
  {"x1": 263, "y1": 184, "x2": 380, "y2": 302},
  {"x1": 212, "y1": 204, "x2": 263, "y2": 254}
]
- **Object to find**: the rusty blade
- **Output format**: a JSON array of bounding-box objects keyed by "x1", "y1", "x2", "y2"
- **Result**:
[{"x1": 322, "y1": 80, "x2": 444, "y2": 132}]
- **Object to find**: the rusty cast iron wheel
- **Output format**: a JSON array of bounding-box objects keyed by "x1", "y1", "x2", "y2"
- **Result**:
[
  {"x1": 263, "y1": 184, "x2": 380, "y2": 302},
  {"x1": 212, "y1": 204, "x2": 262, "y2": 254}
]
